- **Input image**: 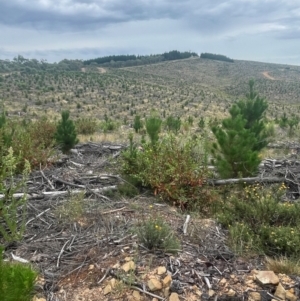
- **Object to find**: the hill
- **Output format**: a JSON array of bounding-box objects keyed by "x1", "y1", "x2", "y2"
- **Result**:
[{"x1": 0, "y1": 56, "x2": 299, "y2": 124}]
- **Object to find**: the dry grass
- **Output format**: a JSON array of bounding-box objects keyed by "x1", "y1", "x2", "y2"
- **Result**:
[{"x1": 265, "y1": 256, "x2": 300, "y2": 275}]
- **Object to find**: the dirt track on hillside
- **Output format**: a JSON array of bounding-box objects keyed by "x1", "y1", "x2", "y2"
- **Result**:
[{"x1": 262, "y1": 71, "x2": 276, "y2": 80}]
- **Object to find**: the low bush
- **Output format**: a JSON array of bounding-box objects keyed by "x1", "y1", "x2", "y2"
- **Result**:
[
  {"x1": 136, "y1": 214, "x2": 180, "y2": 253},
  {"x1": 75, "y1": 117, "x2": 98, "y2": 135},
  {"x1": 0, "y1": 148, "x2": 30, "y2": 243},
  {"x1": 0, "y1": 248, "x2": 37, "y2": 301},
  {"x1": 122, "y1": 134, "x2": 214, "y2": 211},
  {"x1": 216, "y1": 183, "x2": 300, "y2": 257}
]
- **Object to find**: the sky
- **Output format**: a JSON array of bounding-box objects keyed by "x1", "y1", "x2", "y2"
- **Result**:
[{"x1": 1, "y1": 0, "x2": 300, "y2": 65}]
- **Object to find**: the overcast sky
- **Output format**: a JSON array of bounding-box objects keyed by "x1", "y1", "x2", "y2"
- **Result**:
[{"x1": 1, "y1": 0, "x2": 300, "y2": 65}]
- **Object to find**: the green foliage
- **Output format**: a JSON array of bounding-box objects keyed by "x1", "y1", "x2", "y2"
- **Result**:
[
  {"x1": 55, "y1": 110, "x2": 79, "y2": 153},
  {"x1": 55, "y1": 192, "x2": 85, "y2": 224},
  {"x1": 0, "y1": 148, "x2": 30, "y2": 243},
  {"x1": 133, "y1": 115, "x2": 143, "y2": 133},
  {"x1": 122, "y1": 134, "x2": 213, "y2": 211},
  {"x1": 8, "y1": 119, "x2": 55, "y2": 171},
  {"x1": 145, "y1": 115, "x2": 162, "y2": 145},
  {"x1": 136, "y1": 214, "x2": 180, "y2": 253},
  {"x1": 75, "y1": 117, "x2": 98, "y2": 135},
  {"x1": 198, "y1": 117, "x2": 205, "y2": 130},
  {"x1": 216, "y1": 183, "x2": 300, "y2": 257},
  {"x1": 200, "y1": 52, "x2": 234, "y2": 63},
  {"x1": 100, "y1": 115, "x2": 118, "y2": 133},
  {"x1": 166, "y1": 115, "x2": 181, "y2": 134},
  {"x1": 212, "y1": 80, "x2": 268, "y2": 178},
  {"x1": 0, "y1": 248, "x2": 37, "y2": 301}
]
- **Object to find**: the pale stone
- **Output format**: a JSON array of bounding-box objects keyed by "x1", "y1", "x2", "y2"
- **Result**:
[
  {"x1": 164, "y1": 287, "x2": 170, "y2": 297},
  {"x1": 286, "y1": 291, "x2": 298, "y2": 301},
  {"x1": 162, "y1": 275, "x2": 172, "y2": 287},
  {"x1": 248, "y1": 292, "x2": 261, "y2": 301},
  {"x1": 219, "y1": 278, "x2": 227, "y2": 285},
  {"x1": 33, "y1": 298, "x2": 46, "y2": 301},
  {"x1": 255, "y1": 271, "x2": 279, "y2": 286},
  {"x1": 103, "y1": 284, "x2": 112, "y2": 295},
  {"x1": 148, "y1": 278, "x2": 162, "y2": 291},
  {"x1": 169, "y1": 292, "x2": 180, "y2": 301},
  {"x1": 274, "y1": 283, "x2": 286, "y2": 300},
  {"x1": 208, "y1": 289, "x2": 215, "y2": 297},
  {"x1": 110, "y1": 278, "x2": 117, "y2": 288},
  {"x1": 227, "y1": 289, "x2": 236, "y2": 296},
  {"x1": 157, "y1": 266, "x2": 167, "y2": 275},
  {"x1": 88, "y1": 264, "x2": 94, "y2": 270},
  {"x1": 122, "y1": 260, "x2": 136, "y2": 272},
  {"x1": 132, "y1": 290, "x2": 141, "y2": 300}
]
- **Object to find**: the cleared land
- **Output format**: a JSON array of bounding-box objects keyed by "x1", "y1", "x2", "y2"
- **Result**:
[{"x1": 1, "y1": 58, "x2": 300, "y2": 124}]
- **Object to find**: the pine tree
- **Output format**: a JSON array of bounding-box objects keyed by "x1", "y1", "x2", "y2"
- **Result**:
[
  {"x1": 212, "y1": 80, "x2": 268, "y2": 178},
  {"x1": 55, "y1": 111, "x2": 79, "y2": 153},
  {"x1": 133, "y1": 115, "x2": 143, "y2": 133},
  {"x1": 146, "y1": 115, "x2": 162, "y2": 145}
]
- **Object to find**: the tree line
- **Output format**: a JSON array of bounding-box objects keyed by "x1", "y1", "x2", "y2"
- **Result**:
[
  {"x1": 83, "y1": 50, "x2": 198, "y2": 67},
  {"x1": 200, "y1": 53, "x2": 234, "y2": 63}
]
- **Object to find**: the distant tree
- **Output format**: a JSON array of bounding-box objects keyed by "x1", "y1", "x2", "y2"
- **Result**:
[
  {"x1": 55, "y1": 111, "x2": 79, "y2": 153},
  {"x1": 200, "y1": 53, "x2": 234, "y2": 63},
  {"x1": 166, "y1": 115, "x2": 181, "y2": 134},
  {"x1": 133, "y1": 115, "x2": 143, "y2": 133},
  {"x1": 146, "y1": 115, "x2": 162, "y2": 145}
]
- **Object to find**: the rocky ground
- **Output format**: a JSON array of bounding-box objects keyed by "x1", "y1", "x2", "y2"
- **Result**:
[{"x1": 2, "y1": 143, "x2": 300, "y2": 301}]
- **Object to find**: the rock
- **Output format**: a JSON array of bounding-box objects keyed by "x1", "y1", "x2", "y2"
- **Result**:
[
  {"x1": 208, "y1": 289, "x2": 215, "y2": 297},
  {"x1": 227, "y1": 289, "x2": 236, "y2": 296},
  {"x1": 122, "y1": 260, "x2": 136, "y2": 272},
  {"x1": 103, "y1": 284, "x2": 112, "y2": 295},
  {"x1": 162, "y1": 275, "x2": 172, "y2": 287},
  {"x1": 286, "y1": 291, "x2": 298, "y2": 301},
  {"x1": 132, "y1": 290, "x2": 141, "y2": 300},
  {"x1": 169, "y1": 292, "x2": 180, "y2": 301},
  {"x1": 219, "y1": 278, "x2": 227, "y2": 285},
  {"x1": 33, "y1": 298, "x2": 46, "y2": 301},
  {"x1": 248, "y1": 292, "x2": 261, "y2": 301},
  {"x1": 274, "y1": 283, "x2": 286, "y2": 300},
  {"x1": 255, "y1": 271, "x2": 279, "y2": 286},
  {"x1": 157, "y1": 266, "x2": 167, "y2": 275},
  {"x1": 110, "y1": 278, "x2": 117, "y2": 288},
  {"x1": 148, "y1": 278, "x2": 162, "y2": 291}
]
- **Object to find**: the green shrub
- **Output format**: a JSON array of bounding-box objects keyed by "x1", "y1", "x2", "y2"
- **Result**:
[
  {"x1": 212, "y1": 80, "x2": 269, "y2": 178},
  {"x1": 55, "y1": 110, "x2": 79, "y2": 153},
  {"x1": 133, "y1": 115, "x2": 143, "y2": 133},
  {"x1": 216, "y1": 183, "x2": 300, "y2": 257},
  {"x1": 75, "y1": 117, "x2": 98, "y2": 135},
  {"x1": 165, "y1": 115, "x2": 181, "y2": 134},
  {"x1": 0, "y1": 248, "x2": 37, "y2": 301},
  {"x1": 136, "y1": 215, "x2": 180, "y2": 253},
  {"x1": 122, "y1": 134, "x2": 213, "y2": 211},
  {"x1": 145, "y1": 115, "x2": 162, "y2": 145},
  {"x1": 0, "y1": 148, "x2": 30, "y2": 243},
  {"x1": 11, "y1": 123, "x2": 54, "y2": 171}
]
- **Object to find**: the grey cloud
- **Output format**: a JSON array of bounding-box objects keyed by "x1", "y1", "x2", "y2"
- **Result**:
[{"x1": 1, "y1": 0, "x2": 298, "y2": 34}]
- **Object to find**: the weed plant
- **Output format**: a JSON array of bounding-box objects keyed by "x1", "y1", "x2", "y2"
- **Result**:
[
  {"x1": 55, "y1": 192, "x2": 85, "y2": 224},
  {"x1": 136, "y1": 213, "x2": 180, "y2": 253},
  {"x1": 216, "y1": 183, "x2": 300, "y2": 257},
  {"x1": 0, "y1": 148, "x2": 30, "y2": 243}
]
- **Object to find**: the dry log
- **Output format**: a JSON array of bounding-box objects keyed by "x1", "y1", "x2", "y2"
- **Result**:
[
  {"x1": 208, "y1": 177, "x2": 284, "y2": 186},
  {"x1": 0, "y1": 186, "x2": 117, "y2": 200}
]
